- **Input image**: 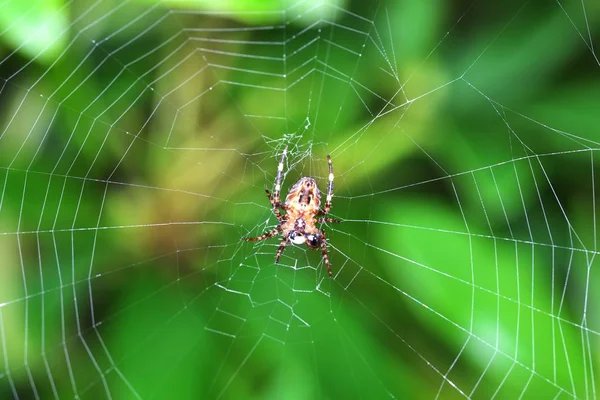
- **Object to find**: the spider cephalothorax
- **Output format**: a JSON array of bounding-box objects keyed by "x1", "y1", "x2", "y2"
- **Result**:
[{"x1": 244, "y1": 147, "x2": 340, "y2": 277}]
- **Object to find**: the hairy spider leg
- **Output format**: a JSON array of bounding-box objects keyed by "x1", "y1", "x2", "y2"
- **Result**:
[
  {"x1": 244, "y1": 226, "x2": 281, "y2": 242},
  {"x1": 317, "y1": 218, "x2": 340, "y2": 224},
  {"x1": 320, "y1": 230, "x2": 332, "y2": 277},
  {"x1": 265, "y1": 189, "x2": 284, "y2": 220},
  {"x1": 323, "y1": 154, "x2": 334, "y2": 214},
  {"x1": 273, "y1": 146, "x2": 288, "y2": 206},
  {"x1": 275, "y1": 238, "x2": 288, "y2": 263}
]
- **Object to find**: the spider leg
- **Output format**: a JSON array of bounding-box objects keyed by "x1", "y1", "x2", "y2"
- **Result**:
[
  {"x1": 317, "y1": 218, "x2": 340, "y2": 224},
  {"x1": 323, "y1": 154, "x2": 334, "y2": 214},
  {"x1": 320, "y1": 230, "x2": 333, "y2": 278},
  {"x1": 275, "y1": 238, "x2": 288, "y2": 264},
  {"x1": 265, "y1": 188, "x2": 285, "y2": 220},
  {"x1": 244, "y1": 226, "x2": 281, "y2": 242},
  {"x1": 273, "y1": 146, "x2": 288, "y2": 205}
]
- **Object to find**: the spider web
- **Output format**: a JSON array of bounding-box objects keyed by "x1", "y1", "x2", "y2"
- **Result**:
[{"x1": 0, "y1": 0, "x2": 599, "y2": 398}]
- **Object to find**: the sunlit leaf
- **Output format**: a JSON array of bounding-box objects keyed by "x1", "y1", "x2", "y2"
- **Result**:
[{"x1": 0, "y1": 0, "x2": 68, "y2": 63}]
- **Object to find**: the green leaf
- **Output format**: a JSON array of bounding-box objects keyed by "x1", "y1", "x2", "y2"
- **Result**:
[
  {"x1": 0, "y1": 0, "x2": 68, "y2": 63},
  {"x1": 376, "y1": 198, "x2": 586, "y2": 396},
  {"x1": 132, "y1": 0, "x2": 347, "y2": 25},
  {"x1": 381, "y1": 0, "x2": 446, "y2": 64},
  {"x1": 454, "y1": 1, "x2": 600, "y2": 105}
]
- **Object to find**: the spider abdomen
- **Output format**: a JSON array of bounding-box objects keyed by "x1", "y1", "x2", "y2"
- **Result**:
[{"x1": 285, "y1": 177, "x2": 321, "y2": 214}]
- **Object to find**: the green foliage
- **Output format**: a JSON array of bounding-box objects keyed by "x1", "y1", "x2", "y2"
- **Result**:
[
  {"x1": 0, "y1": 0, "x2": 68, "y2": 63},
  {"x1": 378, "y1": 198, "x2": 586, "y2": 396},
  {"x1": 0, "y1": 0, "x2": 598, "y2": 398}
]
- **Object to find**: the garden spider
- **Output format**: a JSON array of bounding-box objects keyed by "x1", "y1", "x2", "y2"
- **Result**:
[{"x1": 244, "y1": 146, "x2": 340, "y2": 277}]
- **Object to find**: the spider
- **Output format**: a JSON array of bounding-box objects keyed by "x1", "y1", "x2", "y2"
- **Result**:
[{"x1": 244, "y1": 146, "x2": 340, "y2": 277}]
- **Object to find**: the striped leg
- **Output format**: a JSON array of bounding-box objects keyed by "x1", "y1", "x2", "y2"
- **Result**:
[
  {"x1": 244, "y1": 226, "x2": 281, "y2": 242},
  {"x1": 317, "y1": 218, "x2": 340, "y2": 224},
  {"x1": 273, "y1": 146, "x2": 288, "y2": 205},
  {"x1": 265, "y1": 189, "x2": 284, "y2": 220},
  {"x1": 324, "y1": 154, "x2": 334, "y2": 214},
  {"x1": 275, "y1": 238, "x2": 288, "y2": 263},
  {"x1": 320, "y1": 230, "x2": 332, "y2": 278}
]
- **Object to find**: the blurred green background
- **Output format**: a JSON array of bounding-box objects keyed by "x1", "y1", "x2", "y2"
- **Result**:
[{"x1": 0, "y1": 0, "x2": 599, "y2": 398}]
